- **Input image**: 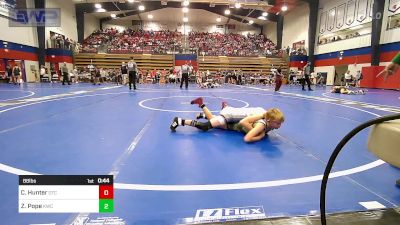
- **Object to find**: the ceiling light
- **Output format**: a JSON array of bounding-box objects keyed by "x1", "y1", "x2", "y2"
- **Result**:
[
  {"x1": 262, "y1": 12, "x2": 268, "y2": 16},
  {"x1": 138, "y1": 5, "x2": 145, "y2": 11},
  {"x1": 235, "y1": 3, "x2": 241, "y2": 8},
  {"x1": 249, "y1": 20, "x2": 254, "y2": 24},
  {"x1": 128, "y1": 0, "x2": 134, "y2": 2},
  {"x1": 148, "y1": 14, "x2": 153, "y2": 19},
  {"x1": 216, "y1": 17, "x2": 221, "y2": 22},
  {"x1": 281, "y1": 5, "x2": 288, "y2": 11},
  {"x1": 111, "y1": 13, "x2": 116, "y2": 18},
  {"x1": 182, "y1": 7, "x2": 189, "y2": 13},
  {"x1": 183, "y1": 0, "x2": 189, "y2": 6},
  {"x1": 257, "y1": 16, "x2": 266, "y2": 20},
  {"x1": 224, "y1": 9, "x2": 230, "y2": 15},
  {"x1": 97, "y1": 8, "x2": 106, "y2": 12},
  {"x1": 183, "y1": 17, "x2": 188, "y2": 22},
  {"x1": 95, "y1": 3, "x2": 101, "y2": 9}
]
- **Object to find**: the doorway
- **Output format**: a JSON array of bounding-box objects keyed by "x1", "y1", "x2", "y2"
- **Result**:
[{"x1": 334, "y1": 65, "x2": 348, "y2": 85}]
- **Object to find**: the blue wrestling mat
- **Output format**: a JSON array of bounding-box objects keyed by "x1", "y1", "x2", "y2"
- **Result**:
[{"x1": 0, "y1": 83, "x2": 399, "y2": 225}]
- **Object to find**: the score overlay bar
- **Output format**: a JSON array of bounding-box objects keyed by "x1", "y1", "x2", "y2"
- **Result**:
[{"x1": 19, "y1": 175, "x2": 114, "y2": 213}]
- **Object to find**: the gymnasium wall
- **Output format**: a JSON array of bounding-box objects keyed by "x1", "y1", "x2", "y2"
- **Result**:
[
  {"x1": 310, "y1": 0, "x2": 400, "y2": 88},
  {"x1": 0, "y1": 0, "x2": 38, "y2": 47},
  {"x1": 263, "y1": 22, "x2": 277, "y2": 44},
  {"x1": 84, "y1": 13, "x2": 100, "y2": 39},
  {"x1": 282, "y1": 1, "x2": 310, "y2": 50},
  {"x1": 45, "y1": 0, "x2": 78, "y2": 42},
  {"x1": 380, "y1": 0, "x2": 400, "y2": 44}
]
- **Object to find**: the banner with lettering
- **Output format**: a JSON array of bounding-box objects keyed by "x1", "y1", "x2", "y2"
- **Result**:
[
  {"x1": 319, "y1": 11, "x2": 327, "y2": 34},
  {"x1": 327, "y1": 8, "x2": 336, "y2": 31},
  {"x1": 388, "y1": 0, "x2": 400, "y2": 14},
  {"x1": 336, "y1": 3, "x2": 346, "y2": 28},
  {"x1": 357, "y1": 0, "x2": 368, "y2": 22},
  {"x1": 346, "y1": 0, "x2": 356, "y2": 25}
]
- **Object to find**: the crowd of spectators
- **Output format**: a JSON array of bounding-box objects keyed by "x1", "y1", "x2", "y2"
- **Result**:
[
  {"x1": 286, "y1": 46, "x2": 307, "y2": 56},
  {"x1": 388, "y1": 18, "x2": 400, "y2": 30},
  {"x1": 318, "y1": 31, "x2": 361, "y2": 45},
  {"x1": 80, "y1": 28, "x2": 279, "y2": 56},
  {"x1": 188, "y1": 32, "x2": 278, "y2": 56},
  {"x1": 82, "y1": 28, "x2": 183, "y2": 54}
]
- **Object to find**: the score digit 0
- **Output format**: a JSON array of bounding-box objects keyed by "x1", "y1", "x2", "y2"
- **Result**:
[{"x1": 99, "y1": 185, "x2": 113, "y2": 199}]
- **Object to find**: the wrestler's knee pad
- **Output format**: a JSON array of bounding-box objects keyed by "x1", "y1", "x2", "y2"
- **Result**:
[{"x1": 194, "y1": 121, "x2": 213, "y2": 131}]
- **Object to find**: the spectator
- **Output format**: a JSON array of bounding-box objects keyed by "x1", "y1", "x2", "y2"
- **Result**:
[
  {"x1": 344, "y1": 70, "x2": 352, "y2": 87},
  {"x1": 6, "y1": 65, "x2": 12, "y2": 84},
  {"x1": 302, "y1": 62, "x2": 313, "y2": 91},
  {"x1": 12, "y1": 63, "x2": 22, "y2": 85},
  {"x1": 61, "y1": 63, "x2": 70, "y2": 85}
]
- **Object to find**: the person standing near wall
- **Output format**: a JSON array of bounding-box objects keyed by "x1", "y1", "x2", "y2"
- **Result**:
[
  {"x1": 40, "y1": 65, "x2": 46, "y2": 82},
  {"x1": 274, "y1": 66, "x2": 283, "y2": 92},
  {"x1": 121, "y1": 62, "x2": 128, "y2": 85},
  {"x1": 12, "y1": 63, "x2": 22, "y2": 85},
  {"x1": 355, "y1": 70, "x2": 363, "y2": 87},
  {"x1": 6, "y1": 65, "x2": 12, "y2": 84},
  {"x1": 127, "y1": 57, "x2": 138, "y2": 90},
  {"x1": 302, "y1": 62, "x2": 313, "y2": 91},
  {"x1": 61, "y1": 63, "x2": 70, "y2": 85},
  {"x1": 344, "y1": 70, "x2": 353, "y2": 87}
]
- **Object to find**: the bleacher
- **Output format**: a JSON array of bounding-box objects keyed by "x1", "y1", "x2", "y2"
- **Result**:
[
  {"x1": 198, "y1": 56, "x2": 288, "y2": 75},
  {"x1": 75, "y1": 53, "x2": 174, "y2": 71},
  {"x1": 75, "y1": 53, "x2": 288, "y2": 76}
]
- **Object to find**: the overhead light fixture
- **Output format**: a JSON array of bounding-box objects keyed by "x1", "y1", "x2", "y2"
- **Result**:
[
  {"x1": 281, "y1": 5, "x2": 288, "y2": 11},
  {"x1": 138, "y1": 5, "x2": 145, "y2": 11},
  {"x1": 216, "y1": 17, "x2": 221, "y2": 22},
  {"x1": 262, "y1": 12, "x2": 268, "y2": 16},
  {"x1": 235, "y1": 3, "x2": 241, "y2": 8},
  {"x1": 182, "y1": 7, "x2": 189, "y2": 13},
  {"x1": 148, "y1": 14, "x2": 153, "y2": 19},
  {"x1": 257, "y1": 16, "x2": 266, "y2": 20},
  {"x1": 183, "y1": 0, "x2": 189, "y2": 6},
  {"x1": 183, "y1": 17, "x2": 188, "y2": 22},
  {"x1": 97, "y1": 8, "x2": 106, "y2": 12},
  {"x1": 111, "y1": 13, "x2": 116, "y2": 18},
  {"x1": 249, "y1": 20, "x2": 254, "y2": 24},
  {"x1": 224, "y1": 9, "x2": 230, "y2": 15},
  {"x1": 95, "y1": 3, "x2": 102, "y2": 9},
  {"x1": 128, "y1": 0, "x2": 134, "y2": 2}
]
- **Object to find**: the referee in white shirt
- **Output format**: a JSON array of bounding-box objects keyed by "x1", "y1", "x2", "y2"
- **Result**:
[
  {"x1": 127, "y1": 57, "x2": 138, "y2": 90},
  {"x1": 180, "y1": 61, "x2": 190, "y2": 89}
]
